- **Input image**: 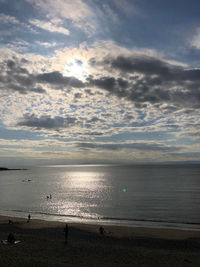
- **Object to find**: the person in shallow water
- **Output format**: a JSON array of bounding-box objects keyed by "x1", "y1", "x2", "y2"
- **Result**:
[
  {"x1": 64, "y1": 224, "x2": 69, "y2": 244},
  {"x1": 7, "y1": 233, "x2": 16, "y2": 244}
]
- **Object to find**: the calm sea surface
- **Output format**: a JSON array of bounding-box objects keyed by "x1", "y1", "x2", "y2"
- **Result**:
[{"x1": 0, "y1": 164, "x2": 200, "y2": 229}]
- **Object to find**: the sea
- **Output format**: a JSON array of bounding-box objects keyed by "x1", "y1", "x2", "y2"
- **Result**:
[{"x1": 0, "y1": 164, "x2": 200, "y2": 230}]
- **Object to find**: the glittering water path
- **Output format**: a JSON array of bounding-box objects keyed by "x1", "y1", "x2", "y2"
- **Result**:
[{"x1": 0, "y1": 164, "x2": 200, "y2": 229}]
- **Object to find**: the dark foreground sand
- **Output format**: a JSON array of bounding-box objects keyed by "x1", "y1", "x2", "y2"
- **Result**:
[{"x1": 1, "y1": 216, "x2": 200, "y2": 267}]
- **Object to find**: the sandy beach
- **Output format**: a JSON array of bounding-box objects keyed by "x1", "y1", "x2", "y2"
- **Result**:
[{"x1": 1, "y1": 215, "x2": 200, "y2": 267}]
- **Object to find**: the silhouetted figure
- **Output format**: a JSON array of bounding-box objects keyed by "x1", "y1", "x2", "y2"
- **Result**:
[
  {"x1": 27, "y1": 214, "x2": 31, "y2": 223},
  {"x1": 64, "y1": 224, "x2": 69, "y2": 244},
  {"x1": 7, "y1": 233, "x2": 15, "y2": 244},
  {"x1": 50, "y1": 194, "x2": 52, "y2": 199},
  {"x1": 8, "y1": 219, "x2": 13, "y2": 224},
  {"x1": 99, "y1": 226, "x2": 105, "y2": 235}
]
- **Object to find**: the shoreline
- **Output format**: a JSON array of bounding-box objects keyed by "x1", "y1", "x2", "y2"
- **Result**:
[
  {"x1": 1, "y1": 214, "x2": 200, "y2": 240},
  {"x1": 1, "y1": 209, "x2": 200, "y2": 232},
  {"x1": 1, "y1": 215, "x2": 200, "y2": 266}
]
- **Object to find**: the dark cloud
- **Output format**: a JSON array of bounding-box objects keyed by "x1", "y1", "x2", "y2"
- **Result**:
[
  {"x1": 27, "y1": 86, "x2": 45, "y2": 94},
  {"x1": 170, "y1": 152, "x2": 200, "y2": 158},
  {"x1": 86, "y1": 116, "x2": 104, "y2": 123},
  {"x1": 86, "y1": 76, "x2": 127, "y2": 97},
  {"x1": 1, "y1": 55, "x2": 200, "y2": 111},
  {"x1": 88, "y1": 55, "x2": 200, "y2": 109},
  {"x1": 85, "y1": 89, "x2": 93, "y2": 95},
  {"x1": 0, "y1": 59, "x2": 85, "y2": 94},
  {"x1": 36, "y1": 71, "x2": 85, "y2": 88},
  {"x1": 7, "y1": 60, "x2": 16, "y2": 70},
  {"x1": 17, "y1": 114, "x2": 76, "y2": 130},
  {"x1": 102, "y1": 55, "x2": 200, "y2": 82},
  {"x1": 87, "y1": 132, "x2": 104, "y2": 136},
  {"x1": 76, "y1": 142, "x2": 181, "y2": 152},
  {"x1": 0, "y1": 59, "x2": 45, "y2": 94},
  {"x1": 105, "y1": 55, "x2": 174, "y2": 77},
  {"x1": 74, "y1": 93, "x2": 82, "y2": 98},
  {"x1": 83, "y1": 116, "x2": 105, "y2": 129}
]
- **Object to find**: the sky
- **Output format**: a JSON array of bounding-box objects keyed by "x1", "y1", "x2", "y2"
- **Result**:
[{"x1": 0, "y1": 0, "x2": 200, "y2": 166}]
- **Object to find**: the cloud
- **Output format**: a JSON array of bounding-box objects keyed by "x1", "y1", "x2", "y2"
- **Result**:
[
  {"x1": 190, "y1": 27, "x2": 200, "y2": 50},
  {"x1": 0, "y1": 13, "x2": 21, "y2": 24},
  {"x1": 35, "y1": 41, "x2": 57, "y2": 47},
  {"x1": 102, "y1": 55, "x2": 193, "y2": 80},
  {"x1": 76, "y1": 141, "x2": 181, "y2": 152},
  {"x1": 88, "y1": 54, "x2": 200, "y2": 109},
  {"x1": 0, "y1": 58, "x2": 85, "y2": 94},
  {"x1": 87, "y1": 76, "x2": 128, "y2": 97},
  {"x1": 16, "y1": 114, "x2": 106, "y2": 133},
  {"x1": 110, "y1": 0, "x2": 136, "y2": 16},
  {"x1": 36, "y1": 71, "x2": 85, "y2": 88},
  {"x1": 2, "y1": 51, "x2": 200, "y2": 112},
  {"x1": 17, "y1": 114, "x2": 76, "y2": 130},
  {"x1": 26, "y1": 0, "x2": 96, "y2": 33},
  {"x1": 0, "y1": 59, "x2": 46, "y2": 94},
  {"x1": 170, "y1": 152, "x2": 200, "y2": 158},
  {"x1": 0, "y1": 48, "x2": 199, "y2": 147},
  {"x1": 1, "y1": 48, "x2": 200, "y2": 115},
  {"x1": 30, "y1": 19, "x2": 70, "y2": 36},
  {"x1": 5, "y1": 39, "x2": 30, "y2": 52}
]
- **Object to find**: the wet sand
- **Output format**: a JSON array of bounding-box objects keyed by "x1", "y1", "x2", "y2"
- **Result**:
[{"x1": 0, "y1": 215, "x2": 200, "y2": 266}]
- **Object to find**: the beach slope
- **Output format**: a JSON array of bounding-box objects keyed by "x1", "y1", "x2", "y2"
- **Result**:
[{"x1": 1, "y1": 216, "x2": 200, "y2": 267}]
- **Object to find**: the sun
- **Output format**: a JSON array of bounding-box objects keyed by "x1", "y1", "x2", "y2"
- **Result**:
[{"x1": 64, "y1": 58, "x2": 88, "y2": 80}]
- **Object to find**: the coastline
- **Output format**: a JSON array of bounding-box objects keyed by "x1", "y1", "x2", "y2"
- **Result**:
[
  {"x1": 1, "y1": 209, "x2": 200, "y2": 232},
  {"x1": 0, "y1": 167, "x2": 28, "y2": 171},
  {"x1": 1, "y1": 215, "x2": 200, "y2": 266},
  {"x1": 1, "y1": 215, "x2": 200, "y2": 240}
]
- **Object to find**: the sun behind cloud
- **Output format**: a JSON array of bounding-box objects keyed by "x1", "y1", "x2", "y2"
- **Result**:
[{"x1": 64, "y1": 58, "x2": 88, "y2": 80}]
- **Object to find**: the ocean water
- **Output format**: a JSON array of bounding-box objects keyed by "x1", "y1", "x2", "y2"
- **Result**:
[{"x1": 0, "y1": 164, "x2": 200, "y2": 230}]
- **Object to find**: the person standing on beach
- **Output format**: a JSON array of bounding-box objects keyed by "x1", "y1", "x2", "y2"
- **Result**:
[
  {"x1": 27, "y1": 214, "x2": 31, "y2": 223},
  {"x1": 64, "y1": 224, "x2": 69, "y2": 244},
  {"x1": 99, "y1": 226, "x2": 105, "y2": 235}
]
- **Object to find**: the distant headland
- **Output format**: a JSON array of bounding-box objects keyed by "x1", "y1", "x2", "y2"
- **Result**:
[{"x1": 0, "y1": 167, "x2": 28, "y2": 171}]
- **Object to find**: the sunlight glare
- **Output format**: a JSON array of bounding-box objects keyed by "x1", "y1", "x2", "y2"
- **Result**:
[
  {"x1": 65, "y1": 171, "x2": 101, "y2": 189},
  {"x1": 64, "y1": 58, "x2": 88, "y2": 80}
]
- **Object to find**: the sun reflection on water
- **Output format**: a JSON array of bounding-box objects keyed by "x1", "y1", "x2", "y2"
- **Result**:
[
  {"x1": 65, "y1": 171, "x2": 102, "y2": 189},
  {"x1": 54, "y1": 171, "x2": 110, "y2": 219}
]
